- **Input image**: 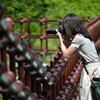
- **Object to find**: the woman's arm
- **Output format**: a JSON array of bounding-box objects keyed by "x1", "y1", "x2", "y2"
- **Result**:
[{"x1": 56, "y1": 29, "x2": 77, "y2": 57}]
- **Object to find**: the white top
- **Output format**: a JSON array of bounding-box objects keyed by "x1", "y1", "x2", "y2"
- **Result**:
[{"x1": 71, "y1": 34, "x2": 100, "y2": 64}]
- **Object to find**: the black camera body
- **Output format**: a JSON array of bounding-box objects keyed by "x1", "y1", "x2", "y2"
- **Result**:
[{"x1": 46, "y1": 25, "x2": 65, "y2": 35}]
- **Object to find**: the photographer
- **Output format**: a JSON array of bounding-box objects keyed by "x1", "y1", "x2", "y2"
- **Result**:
[{"x1": 55, "y1": 14, "x2": 100, "y2": 100}]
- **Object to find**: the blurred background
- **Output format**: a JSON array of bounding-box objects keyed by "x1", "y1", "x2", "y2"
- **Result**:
[
  {"x1": 0, "y1": 0, "x2": 100, "y2": 19},
  {"x1": 0, "y1": 0, "x2": 100, "y2": 63}
]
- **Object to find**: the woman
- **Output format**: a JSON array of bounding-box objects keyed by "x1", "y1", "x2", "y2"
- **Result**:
[{"x1": 56, "y1": 13, "x2": 100, "y2": 100}]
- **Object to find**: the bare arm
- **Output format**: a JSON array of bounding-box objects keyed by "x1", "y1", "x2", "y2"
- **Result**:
[{"x1": 56, "y1": 29, "x2": 77, "y2": 57}]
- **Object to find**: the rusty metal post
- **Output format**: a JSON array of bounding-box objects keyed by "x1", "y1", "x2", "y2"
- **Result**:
[
  {"x1": 6, "y1": 47, "x2": 16, "y2": 76},
  {"x1": 11, "y1": 16, "x2": 15, "y2": 32},
  {"x1": 24, "y1": 63, "x2": 32, "y2": 89},
  {"x1": 59, "y1": 16, "x2": 62, "y2": 25},
  {"x1": 30, "y1": 70, "x2": 38, "y2": 93},
  {"x1": 0, "y1": 48, "x2": 7, "y2": 72},
  {"x1": 40, "y1": 16, "x2": 44, "y2": 61},
  {"x1": 42, "y1": 79, "x2": 51, "y2": 100},
  {"x1": 48, "y1": 84, "x2": 56, "y2": 100},
  {"x1": 9, "y1": 54, "x2": 16, "y2": 75},
  {"x1": 28, "y1": 16, "x2": 31, "y2": 34},
  {"x1": 18, "y1": 62, "x2": 24, "y2": 82},
  {"x1": 52, "y1": 85, "x2": 56, "y2": 100},
  {"x1": 36, "y1": 77, "x2": 42, "y2": 96},
  {"x1": 15, "y1": 55, "x2": 25, "y2": 83},
  {"x1": 56, "y1": 78, "x2": 60, "y2": 97},
  {"x1": 20, "y1": 16, "x2": 23, "y2": 36},
  {"x1": 45, "y1": 16, "x2": 48, "y2": 54},
  {"x1": 28, "y1": 16, "x2": 32, "y2": 48}
]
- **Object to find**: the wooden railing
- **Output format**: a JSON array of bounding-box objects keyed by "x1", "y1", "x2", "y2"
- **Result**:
[{"x1": 0, "y1": 5, "x2": 100, "y2": 100}]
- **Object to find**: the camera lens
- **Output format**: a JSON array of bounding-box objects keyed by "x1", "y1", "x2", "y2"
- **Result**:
[
  {"x1": 46, "y1": 25, "x2": 65, "y2": 35},
  {"x1": 46, "y1": 28, "x2": 57, "y2": 34}
]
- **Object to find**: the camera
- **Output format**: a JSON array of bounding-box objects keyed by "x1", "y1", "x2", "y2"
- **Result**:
[{"x1": 46, "y1": 25, "x2": 65, "y2": 35}]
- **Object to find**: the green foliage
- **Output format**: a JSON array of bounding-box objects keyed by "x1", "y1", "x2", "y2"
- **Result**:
[
  {"x1": 0, "y1": 0, "x2": 100, "y2": 63},
  {"x1": 45, "y1": 0, "x2": 100, "y2": 19},
  {"x1": 1, "y1": 0, "x2": 100, "y2": 19}
]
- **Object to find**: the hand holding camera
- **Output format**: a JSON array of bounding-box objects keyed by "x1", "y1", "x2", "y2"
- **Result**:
[
  {"x1": 55, "y1": 29, "x2": 62, "y2": 38},
  {"x1": 46, "y1": 25, "x2": 66, "y2": 41},
  {"x1": 46, "y1": 25, "x2": 65, "y2": 35}
]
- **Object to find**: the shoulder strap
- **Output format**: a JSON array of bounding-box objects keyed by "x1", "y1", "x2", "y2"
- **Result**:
[
  {"x1": 82, "y1": 58, "x2": 92, "y2": 81},
  {"x1": 84, "y1": 65, "x2": 89, "y2": 74},
  {"x1": 84, "y1": 64, "x2": 92, "y2": 81}
]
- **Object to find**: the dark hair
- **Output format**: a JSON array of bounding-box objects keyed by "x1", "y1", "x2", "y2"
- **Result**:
[{"x1": 62, "y1": 13, "x2": 93, "y2": 41}]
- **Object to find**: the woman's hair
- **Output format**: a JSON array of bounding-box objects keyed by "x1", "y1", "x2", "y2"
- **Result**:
[{"x1": 62, "y1": 13, "x2": 93, "y2": 41}]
